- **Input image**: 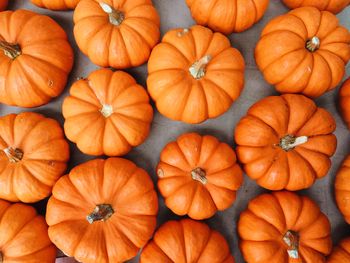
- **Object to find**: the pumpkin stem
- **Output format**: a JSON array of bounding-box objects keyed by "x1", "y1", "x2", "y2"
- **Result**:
[
  {"x1": 279, "y1": 135, "x2": 308, "y2": 151},
  {"x1": 283, "y1": 230, "x2": 299, "y2": 259},
  {"x1": 177, "y1": 28, "x2": 190, "y2": 37},
  {"x1": 0, "y1": 41, "x2": 21, "y2": 60},
  {"x1": 306, "y1": 36, "x2": 320, "y2": 52},
  {"x1": 191, "y1": 167, "x2": 207, "y2": 185},
  {"x1": 3, "y1": 147, "x2": 23, "y2": 163},
  {"x1": 86, "y1": 204, "x2": 114, "y2": 224},
  {"x1": 100, "y1": 104, "x2": 113, "y2": 118},
  {"x1": 189, "y1": 55, "x2": 212, "y2": 80},
  {"x1": 99, "y1": 2, "x2": 125, "y2": 26}
]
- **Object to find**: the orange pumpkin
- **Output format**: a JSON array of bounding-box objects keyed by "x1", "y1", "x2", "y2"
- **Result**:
[
  {"x1": 328, "y1": 237, "x2": 350, "y2": 262},
  {"x1": 238, "y1": 191, "x2": 332, "y2": 263},
  {"x1": 339, "y1": 78, "x2": 350, "y2": 129},
  {"x1": 73, "y1": 0, "x2": 160, "y2": 69},
  {"x1": 62, "y1": 68, "x2": 153, "y2": 156},
  {"x1": 0, "y1": 10, "x2": 74, "y2": 107},
  {"x1": 282, "y1": 0, "x2": 350, "y2": 14},
  {"x1": 157, "y1": 133, "x2": 243, "y2": 220},
  {"x1": 147, "y1": 25, "x2": 245, "y2": 124},
  {"x1": 335, "y1": 155, "x2": 350, "y2": 224},
  {"x1": 186, "y1": 0, "x2": 269, "y2": 34},
  {"x1": 234, "y1": 94, "x2": 337, "y2": 191},
  {"x1": 255, "y1": 7, "x2": 350, "y2": 98},
  {"x1": 0, "y1": 0, "x2": 8, "y2": 11},
  {"x1": 140, "y1": 219, "x2": 234, "y2": 263},
  {"x1": 0, "y1": 199, "x2": 57, "y2": 263},
  {"x1": 46, "y1": 158, "x2": 158, "y2": 263},
  {"x1": 0, "y1": 112, "x2": 69, "y2": 203},
  {"x1": 31, "y1": 0, "x2": 80, "y2": 10}
]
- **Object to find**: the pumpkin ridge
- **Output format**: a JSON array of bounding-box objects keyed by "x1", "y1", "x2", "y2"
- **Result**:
[
  {"x1": 250, "y1": 0, "x2": 258, "y2": 24},
  {"x1": 188, "y1": 222, "x2": 212, "y2": 262},
  {"x1": 319, "y1": 43, "x2": 349, "y2": 63},
  {"x1": 162, "y1": 42, "x2": 191, "y2": 64},
  {"x1": 121, "y1": 21, "x2": 153, "y2": 48},
  {"x1": 109, "y1": 217, "x2": 143, "y2": 250},
  {"x1": 19, "y1": 164, "x2": 53, "y2": 187},
  {"x1": 286, "y1": 151, "x2": 316, "y2": 188},
  {"x1": 113, "y1": 26, "x2": 132, "y2": 67},
  {"x1": 109, "y1": 167, "x2": 139, "y2": 204},
  {"x1": 316, "y1": 53, "x2": 334, "y2": 91},
  {"x1": 247, "y1": 113, "x2": 281, "y2": 138},
  {"x1": 202, "y1": 77, "x2": 235, "y2": 101}
]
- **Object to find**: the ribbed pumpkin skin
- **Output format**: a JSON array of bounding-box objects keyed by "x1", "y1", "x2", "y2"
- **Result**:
[
  {"x1": 0, "y1": 10, "x2": 74, "y2": 107},
  {"x1": 0, "y1": 200, "x2": 57, "y2": 263},
  {"x1": 255, "y1": 7, "x2": 350, "y2": 98},
  {"x1": 62, "y1": 68, "x2": 153, "y2": 156},
  {"x1": 235, "y1": 94, "x2": 337, "y2": 191},
  {"x1": 339, "y1": 78, "x2": 350, "y2": 130},
  {"x1": 46, "y1": 158, "x2": 158, "y2": 263},
  {"x1": 147, "y1": 25, "x2": 245, "y2": 124},
  {"x1": 328, "y1": 237, "x2": 350, "y2": 262},
  {"x1": 157, "y1": 133, "x2": 243, "y2": 220},
  {"x1": 335, "y1": 155, "x2": 350, "y2": 224},
  {"x1": 238, "y1": 191, "x2": 332, "y2": 263},
  {"x1": 186, "y1": 0, "x2": 269, "y2": 34},
  {"x1": 0, "y1": 0, "x2": 8, "y2": 11},
  {"x1": 73, "y1": 0, "x2": 160, "y2": 69},
  {"x1": 31, "y1": 0, "x2": 80, "y2": 10},
  {"x1": 140, "y1": 219, "x2": 235, "y2": 263},
  {"x1": 283, "y1": 0, "x2": 350, "y2": 14},
  {"x1": 0, "y1": 112, "x2": 69, "y2": 203}
]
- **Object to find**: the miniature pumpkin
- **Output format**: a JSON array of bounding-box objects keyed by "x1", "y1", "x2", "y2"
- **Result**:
[
  {"x1": 238, "y1": 191, "x2": 332, "y2": 263},
  {"x1": 186, "y1": 0, "x2": 269, "y2": 34},
  {"x1": 339, "y1": 78, "x2": 350, "y2": 130},
  {"x1": 0, "y1": 10, "x2": 74, "y2": 107},
  {"x1": 255, "y1": 7, "x2": 350, "y2": 98},
  {"x1": 31, "y1": 0, "x2": 80, "y2": 10},
  {"x1": 235, "y1": 94, "x2": 336, "y2": 191},
  {"x1": 0, "y1": 199, "x2": 57, "y2": 263},
  {"x1": 62, "y1": 68, "x2": 153, "y2": 156},
  {"x1": 73, "y1": 0, "x2": 160, "y2": 69},
  {"x1": 0, "y1": 112, "x2": 69, "y2": 203},
  {"x1": 140, "y1": 219, "x2": 234, "y2": 263},
  {"x1": 0, "y1": 0, "x2": 8, "y2": 11},
  {"x1": 335, "y1": 155, "x2": 350, "y2": 224},
  {"x1": 157, "y1": 133, "x2": 243, "y2": 220},
  {"x1": 328, "y1": 237, "x2": 350, "y2": 262},
  {"x1": 147, "y1": 25, "x2": 245, "y2": 124},
  {"x1": 282, "y1": 0, "x2": 350, "y2": 14},
  {"x1": 46, "y1": 158, "x2": 158, "y2": 263}
]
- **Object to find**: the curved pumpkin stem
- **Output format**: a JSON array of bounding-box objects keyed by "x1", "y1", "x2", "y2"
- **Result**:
[
  {"x1": 279, "y1": 135, "x2": 308, "y2": 151},
  {"x1": 86, "y1": 204, "x2": 114, "y2": 224},
  {"x1": 191, "y1": 167, "x2": 207, "y2": 185},
  {"x1": 306, "y1": 36, "x2": 320, "y2": 52},
  {"x1": 3, "y1": 147, "x2": 23, "y2": 163},
  {"x1": 0, "y1": 41, "x2": 21, "y2": 60},
  {"x1": 283, "y1": 230, "x2": 299, "y2": 259},
  {"x1": 189, "y1": 55, "x2": 212, "y2": 80},
  {"x1": 99, "y1": 2, "x2": 125, "y2": 26},
  {"x1": 100, "y1": 104, "x2": 113, "y2": 118}
]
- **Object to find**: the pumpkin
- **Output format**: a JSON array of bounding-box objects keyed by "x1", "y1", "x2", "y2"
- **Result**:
[
  {"x1": 339, "y1": 78, "x2": 350, "y2": 130},
  {"x1": 328, "y1": 237, "x2": 350, "y2": 262},
  {"x1": 0, "y1": 199, "x2": 57, "y2": 263},
  {"x1": 186, "y1": 0, "x2": 269, "y2": 34},
  {"x1": 0, "y1": 0, "x2": 8, "y2": 11},
  {"x1": 0, "y1": 112, "x2": 69, "y2": 203},
  {"x1": 335, "y1": 155, "x2": 350, "y2": 224},
  {"x1": 147, "y1": 25, "x2": 245, "y2": 124},
  {"x1": 0, "y1": 10, "x2": 74, "y2": 108},
  {"x1": 62, "y1": 68, "x2": 153, "y2": 156},
  {"x1": 255, "y1": 7, "x2": 350, "y2": 98},
  {"x1": 282, "y1": 0, "x2": 350, "y2": 14},
  {"x1": 157, "y1": 133, "x2": 243, "y2": 220},
  {"x1": 238, "y1": 191, "x2": 332, "y2": 263},
  {"x1": 31, "y1": 0, "x2": 80, "y2": 10},
  {"x1": 140, "y1": 219, "x2": 234, "y2": 263},
  {"x1": 46, "y1": 158, "x2": 158, "y2": 263},
  {"x1": 73, "y1": 0, "x2": 160, "y2": 69},
  {"x1": 234, "y1": 94, "x2": 337, "y2": 191}
]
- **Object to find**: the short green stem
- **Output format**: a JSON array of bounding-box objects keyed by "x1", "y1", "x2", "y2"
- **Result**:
[
  {"x1": 279, "y1": 135, "x2": 308, "y2": 151},
  {"x1": 99, "y1": 2, "x2": 125, "y2": 26},
  {"x1": 191, "y1": 167, "x2": 207, "y2": 185},
  {"x1": 189, "y1": 55, "x2": 212, "y2": 80},
  {"x1": 87, "y1": 204, "x2": 114, "y2": 224},
  {"x1": 0, "y1": 41, "x2": 21, "y2": 59},
  {"x1": 3, "y1": 147, "x2": 23, "y2": 163},
  {"x1": 283, "y1": 230, "x2": 299, "y2": 259},
  {"x1": 306, "y1": 36, "x2": 320, "y2": 52}
]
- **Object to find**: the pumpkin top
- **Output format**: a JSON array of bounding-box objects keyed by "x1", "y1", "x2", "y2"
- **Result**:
[{"x1": 282, "y1": 0, "x2": 350, "y2": 14}]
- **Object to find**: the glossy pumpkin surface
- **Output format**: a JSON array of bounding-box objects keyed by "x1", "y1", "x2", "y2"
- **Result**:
[
  {"x1": 62, "y1": 68, "x2": 153, "y2": 156},
  {"x1": 235, "y1": 94, "x2": 337, "y2": 191},
  {"x1": 31, "y1": 0, "x2": 80, "y2": 10},
  {"x1": 335, "y1": 155, "x2": 350, "y2": 224},
  {"x1": 339, "y1": 78, "x2": 350, "y2": 130},
  {"x1": 282, "y1": 0, "x2": 350, "y2": 14},
  {"x1": 140, "y1": 219, "x2": 234, "y2": 263},
  {"x1": 0, "y1": 112, "x2": 69, "y2": 203},
  {"x1": 328, "y1": 237, "x2": 350, "y2": 262},
  {"x1": 238, "y1": 191, "x2": 332, "y2": 263},
  {"x1": 147, "y1": 25, "x2": 245, "y2": 124},
  {"x1": 46, "y1": 158, "x2": 158, "y2": 263}
]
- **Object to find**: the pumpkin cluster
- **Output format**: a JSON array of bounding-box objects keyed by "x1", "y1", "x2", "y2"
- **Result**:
[{"x1": 0, "y1": 1, "x2": 349, "y2": 263}]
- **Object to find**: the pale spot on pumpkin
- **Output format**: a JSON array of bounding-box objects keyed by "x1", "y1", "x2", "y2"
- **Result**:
[
  {"x1": 157, "y1": 169, "x2": 164, "y2": 178},
  {"x1": 177, "y1": 28, "x2": 189, "y2": 37},
  {"x1": 48, "y1": 80, "x2": 54, "y2": 87}
]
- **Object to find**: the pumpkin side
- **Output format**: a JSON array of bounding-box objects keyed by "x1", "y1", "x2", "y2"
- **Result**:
[
  {"x1": 31, "y1": 0, "x2": 81, "y2": 10},
  {"x1": 328, "y1": 237, "x2": 350, "y2": 262},
  {"x1": 335, "y1": 155, "x2": 350, "y2": 224},
  {"x1": 282, "y1": 0, "x2": 350, "y2": 14}
]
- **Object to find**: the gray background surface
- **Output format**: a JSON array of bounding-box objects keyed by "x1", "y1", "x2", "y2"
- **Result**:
[{"x1": 3, "y1": 1, "x2": 350, "y2": 262}]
